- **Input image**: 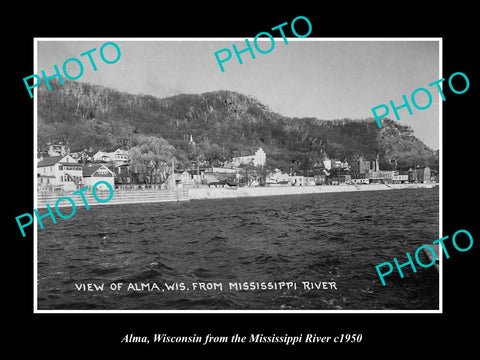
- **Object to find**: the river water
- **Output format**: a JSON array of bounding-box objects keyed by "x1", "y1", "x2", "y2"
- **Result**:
[{"x1": 37, "y1": 188, "x2": 439, "y2": 310}]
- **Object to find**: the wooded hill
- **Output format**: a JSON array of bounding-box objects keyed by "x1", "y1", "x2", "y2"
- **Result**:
[{"x1": 37, "y1": 80, "x2": 438, "y2": 172}]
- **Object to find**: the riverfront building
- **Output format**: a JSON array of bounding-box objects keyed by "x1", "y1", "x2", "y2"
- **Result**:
[
  {"x1": 37, "y1": 155, "x2": 83, "y2": 191},
  {"x1": 82, "y1": 164, "x2": 115, "y2": 190},
  {"x1": 349, "y1": 156, "x2": 379, "y2": 179},
  {"x1": 416, "y1": 166, "x2": 431, "y2": 183},
  {"x1": 392, "y1": 173, "x2": 409, "y2": 183}
]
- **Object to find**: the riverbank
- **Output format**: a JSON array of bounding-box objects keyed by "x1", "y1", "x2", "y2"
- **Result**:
[
  {"x1": 36, "y1": 183, "x2": 437, "y2": 208},
  {"x1": 189, "y1": 183, "x2": 437, "y2": 200}
]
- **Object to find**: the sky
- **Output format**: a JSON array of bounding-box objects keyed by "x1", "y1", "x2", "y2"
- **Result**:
[{"x1": 36, "y1": 39, "x2": 440, "y2": 149}]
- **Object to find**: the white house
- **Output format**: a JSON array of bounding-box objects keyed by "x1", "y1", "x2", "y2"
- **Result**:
[
  {"x1": 93, "y1": 148, "x2": 130, "y2": 166},
  {"x1": 210, "y1": 166, "x2": 240, "y2": 174},
  {"x1": 266, "y1": 168, "x2": 291, "y2": 185},
  {"x1": 109, "y1": 148, "x2": 130, "y2": 166},
  {"x1": 232, "y1": 148, "x2": 266, "y2": 167},
  {"x1": 82, "y1": 164, "x2": 115, "y2": 190},
  {"x1": 290, "y1": 175, "x2": 307, "y2": 186},
  {"x1": 93, "y1": 151, "x2": 112, "y2": 163},
  {"x1": 37, "y1": 155, "x2": 83, "y2": 191},
  {"x1": 392, "y1": 174, "x2": 408, "y2": 183},
  {"x1": 46, "y1": 142, "x2": 70, "y2": 157}
]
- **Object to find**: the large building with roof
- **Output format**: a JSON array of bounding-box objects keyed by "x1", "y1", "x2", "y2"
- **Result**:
[
  {"x1": 82, "y1": 164, "x2": 115, "y2": 190},
  {"x1": 37, "y1": 155, "x2": 83, "y2": 191}
]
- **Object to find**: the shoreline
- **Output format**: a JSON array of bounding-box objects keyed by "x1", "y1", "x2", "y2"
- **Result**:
[
  {"x1": 188, "y1": 183, "x2": 437, "y2": 201},
  {"x1": 36, "y1": 183, "x2": 438, "y2": 208}
]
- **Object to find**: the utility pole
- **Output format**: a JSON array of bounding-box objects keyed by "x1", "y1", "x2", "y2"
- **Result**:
[
  {"x1": 171, "y1": 157, "x2": 175, "y2": 189},
  {"x1": 197, "y1": 157, "x2": 200, "y2": 188}
]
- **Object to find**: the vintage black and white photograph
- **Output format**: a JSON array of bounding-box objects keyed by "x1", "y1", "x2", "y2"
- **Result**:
[{"x1": 33, "y1": 38, "x2": 440, "y2": 311}]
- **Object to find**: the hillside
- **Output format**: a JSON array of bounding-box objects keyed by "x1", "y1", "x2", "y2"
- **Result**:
[{"x1": 37, "y1": 80, "x2": 438, "y2": 172}]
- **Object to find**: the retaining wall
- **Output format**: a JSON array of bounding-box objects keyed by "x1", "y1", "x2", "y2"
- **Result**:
[{"x1": 36, "y1": 188, "x2": 190, "y2": 208}]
